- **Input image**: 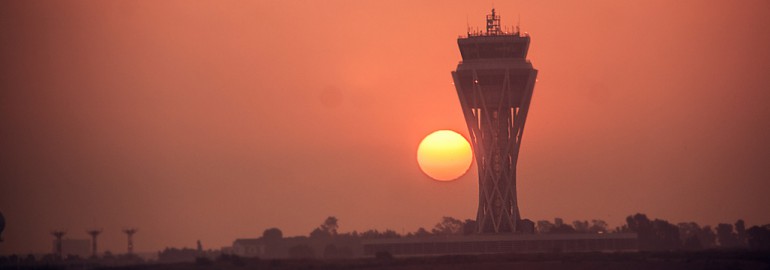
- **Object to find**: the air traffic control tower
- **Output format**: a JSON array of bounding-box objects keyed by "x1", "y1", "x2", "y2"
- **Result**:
[{"x1": 452, "y1": 9, "x2": 538, "y2": 234}]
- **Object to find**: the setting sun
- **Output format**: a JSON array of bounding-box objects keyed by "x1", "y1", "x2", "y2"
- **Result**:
[{"x1": 417, "y1": 130, "x2": 473, "y2": 181}]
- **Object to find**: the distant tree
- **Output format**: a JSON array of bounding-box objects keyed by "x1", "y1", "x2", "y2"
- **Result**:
[
  {"x1": 626, "y1": 213, "x2": 651, "y2": 233},
  {"x1": 414, "y1": 227, "x2": 430, "y2": 237},
  {"x1": 158, "y1": 247, "x2": 198, "y2": 263},
  {"x1": 380, "y1": 229, "x2": 400, "y2": 238},
  {"x1": 613, "y1": 224, "x2": 631, "y2": 233},
  {"x1": 683, "y1": 235, "x2": 703, "y2": 250},
  {"x1": 587, "y1": 220, "x2": 607, "y2": 233},
  {"x1": 735, "y1": 219, "x2": 747, "y2": 247},
  {"x1": 432, "y1": 217, "x2": 464, "y2": 235},
  {"x1": 746, "y1": 225, "x2": 770, "y2": 250},
  {"x1": 573, "y1": 220, "x2": 589, "y2": 233},
  {"x1": 462, "y1": 219, "x2": 477, "y2": 235},
  {"x1": 322, "y1": 216, "x2": 339, "y2": 235},
  {"x1": 678, "y1": 222, "x2": 703, "y2": 250},
  {"x1": 359, "y1": 229, "x2": 400, "y2": 239},
  {"x1": 536, "y1": 220, "x2": 555, "y2": 234},
  {"x1": 651, "y1": 219, "x2": 680, "y2": 250},
  {"x1": 625, "y1": 213, "x2": 680, "y2": 250},
  {"x1": 518, "y1": 219, "x2": 536, "y2": 234},
  {"x1": 626, "y1": 213, "x2": 653, "y2": 250},
  {"x1": 551, "y1": 218, "x2": 576, "y2": 234},
  {"x1": 716, "y1": 223, "x2": 739, "y2": 248},
  {"x1": 361, "y1": 229, "x2": 380, "y2": 239},
  {"x1": 699, "y1": 225, "x2": 717, "y2": 248},
  {"x1": 310, "y1": 216, "x2": 339, "y2": 238},
  {"x1": 554, "y1": 218, "x2": 564, "y2": 227}
]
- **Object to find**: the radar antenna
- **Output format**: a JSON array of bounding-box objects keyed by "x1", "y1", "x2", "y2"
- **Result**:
[
  {"x1": 51, "y1": 230, "x2": 66, "y2": 260},
  {"x1": 87, "y1": 229, "x2": 102, "y2": 258},
  {"x1": 486, "y1": 8, "x2": 502, "y2": 35},
  {"x1": 123, "y1": 228, "x2": 138, "y2": 256}
]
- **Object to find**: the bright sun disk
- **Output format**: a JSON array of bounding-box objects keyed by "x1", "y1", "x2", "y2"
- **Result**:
[{"x1": 417, "y1": 130, "x2": 473, "y2": 181}]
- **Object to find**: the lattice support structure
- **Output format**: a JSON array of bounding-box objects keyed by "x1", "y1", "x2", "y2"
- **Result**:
[{"x1": 452, "y1": 9, "x2": 538, "y2": 234}]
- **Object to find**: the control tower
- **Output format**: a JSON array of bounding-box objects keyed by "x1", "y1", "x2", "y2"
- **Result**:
[{"x1": 452, "y1": 9, "x2": 538, "y2": 233}]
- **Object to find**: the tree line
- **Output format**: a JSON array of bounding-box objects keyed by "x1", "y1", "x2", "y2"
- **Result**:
[{"x1": 294, "y1": 214, "x2": 770, "y2": 251}]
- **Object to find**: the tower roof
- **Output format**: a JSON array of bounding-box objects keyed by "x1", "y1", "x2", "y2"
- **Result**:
[
  {"x1": 459, "y1": 9, "x2": 531, "y2": 60},
  {"x1": 466, "y1": 8, "x2": 524, "y2": 38}
]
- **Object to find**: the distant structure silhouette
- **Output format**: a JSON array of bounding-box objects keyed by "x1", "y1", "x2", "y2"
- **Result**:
[
  {"x1": 87, "y1": 229, "x2": 102, "y2": 258},
  {"x1": 452, "y1": 8, "x2": 538, "y2": 233},
  {"x1": 51, "y1": 230, "x2": 66, "y2": 259},
  {"x1": 123, "y1": 228, "x2": 137, "y2": 255}
]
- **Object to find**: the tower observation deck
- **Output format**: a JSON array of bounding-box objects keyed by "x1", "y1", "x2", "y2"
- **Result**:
[{"x1": 452, "y1": 9, "x2": 538, "y2": 233}]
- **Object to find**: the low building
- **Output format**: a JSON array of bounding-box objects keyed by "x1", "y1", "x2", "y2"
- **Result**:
[
  {"x1": 232, "y1": 233, "x2": 638, "y2": 258},
  {"x1": 363, "y1": 233, "x2": 638, "y2": 256},
  {"x1": 232, "y1": 238, "x2": 263, "y2": 257},
  {"x1": 232, "y1": 236, "x2": 362, "y2": 259}
]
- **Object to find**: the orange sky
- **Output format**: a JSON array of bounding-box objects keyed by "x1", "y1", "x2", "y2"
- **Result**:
[{"x1": 1, "y1": 0, "x2": 769, "y2": 255}]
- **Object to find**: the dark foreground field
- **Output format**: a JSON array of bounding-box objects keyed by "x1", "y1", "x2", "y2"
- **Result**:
[
  {"x1": 119, "y1": 251, "x2": 770, "y2": 270},
  {"x1": 6, "y1": 251, "x2": 770, "y2": 270}
]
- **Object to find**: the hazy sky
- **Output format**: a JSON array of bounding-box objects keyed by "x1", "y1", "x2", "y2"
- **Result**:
[{"x1": 1, "y1": 0, "x2": 769, "y2": 255}]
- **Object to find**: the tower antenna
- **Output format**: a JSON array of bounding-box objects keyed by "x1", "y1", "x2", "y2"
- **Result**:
[
  {"x1": 123, "y1": 228, "x2": 137, "y2": 256},
  {"x1": 51, "y1": 230, "x2": 66, "y2": 260},
  {"x1": 486, "y1": 8, "x2": 502, "y2": 35},
  {"x1": 466, "y1": 13, "x2": 470, "y2": 36},
  {"x1": 87, "y1": 229, "x2": 102, "y2": 258}
]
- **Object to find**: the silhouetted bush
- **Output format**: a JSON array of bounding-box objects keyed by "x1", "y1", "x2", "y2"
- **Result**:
[{"x1": 747, "y1": 225, "x2": 770, "y2": 251}]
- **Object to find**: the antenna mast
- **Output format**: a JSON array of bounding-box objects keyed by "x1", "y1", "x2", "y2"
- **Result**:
[
  {"x1": 51, "y1": 230, "x2": 66, "y2": 260},
  {"x1": 87, "y1": 229, "x2": 102, "y2": 258},
  {"x1": 486, "y1": 8, "x2": 502, "y2": 35},
  {"x1": 123, "y1": 228, "x2": 137, "y2": 256}
]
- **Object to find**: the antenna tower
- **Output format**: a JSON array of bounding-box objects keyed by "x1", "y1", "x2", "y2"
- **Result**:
[
  {"x1": 87, "y1": 229, "x2": 102, "y2": 258},
  {"x1": 485, "y1": 8, "x2": 502, "y2": 35},
  {"x1": 123, "y1": 228, "x2": 137, "y2": 255},
  {"x1": 51, "y1": 230, "x2": 66, "y2": 259}
]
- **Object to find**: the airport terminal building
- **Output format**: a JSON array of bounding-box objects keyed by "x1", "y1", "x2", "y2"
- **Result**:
[
  {"x1": 231, "y1": 233, "x2": 638, "y2": 259},
  {"x1": 362, "y1": 233, "x2": 638, "y2": 256}
]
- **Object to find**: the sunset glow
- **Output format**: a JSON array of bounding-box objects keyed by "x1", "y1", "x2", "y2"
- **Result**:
[
  {"x1": 417, "y1": 130, "x2": 473, "y2": 181},
  {"x1": 2, "y1": 1, "x2": 769, "y2": 255}
]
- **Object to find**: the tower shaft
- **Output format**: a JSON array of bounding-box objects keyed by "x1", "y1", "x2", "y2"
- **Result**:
[{"x1": 452, "y1": 9, "x2": 537, "y2": 234}]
